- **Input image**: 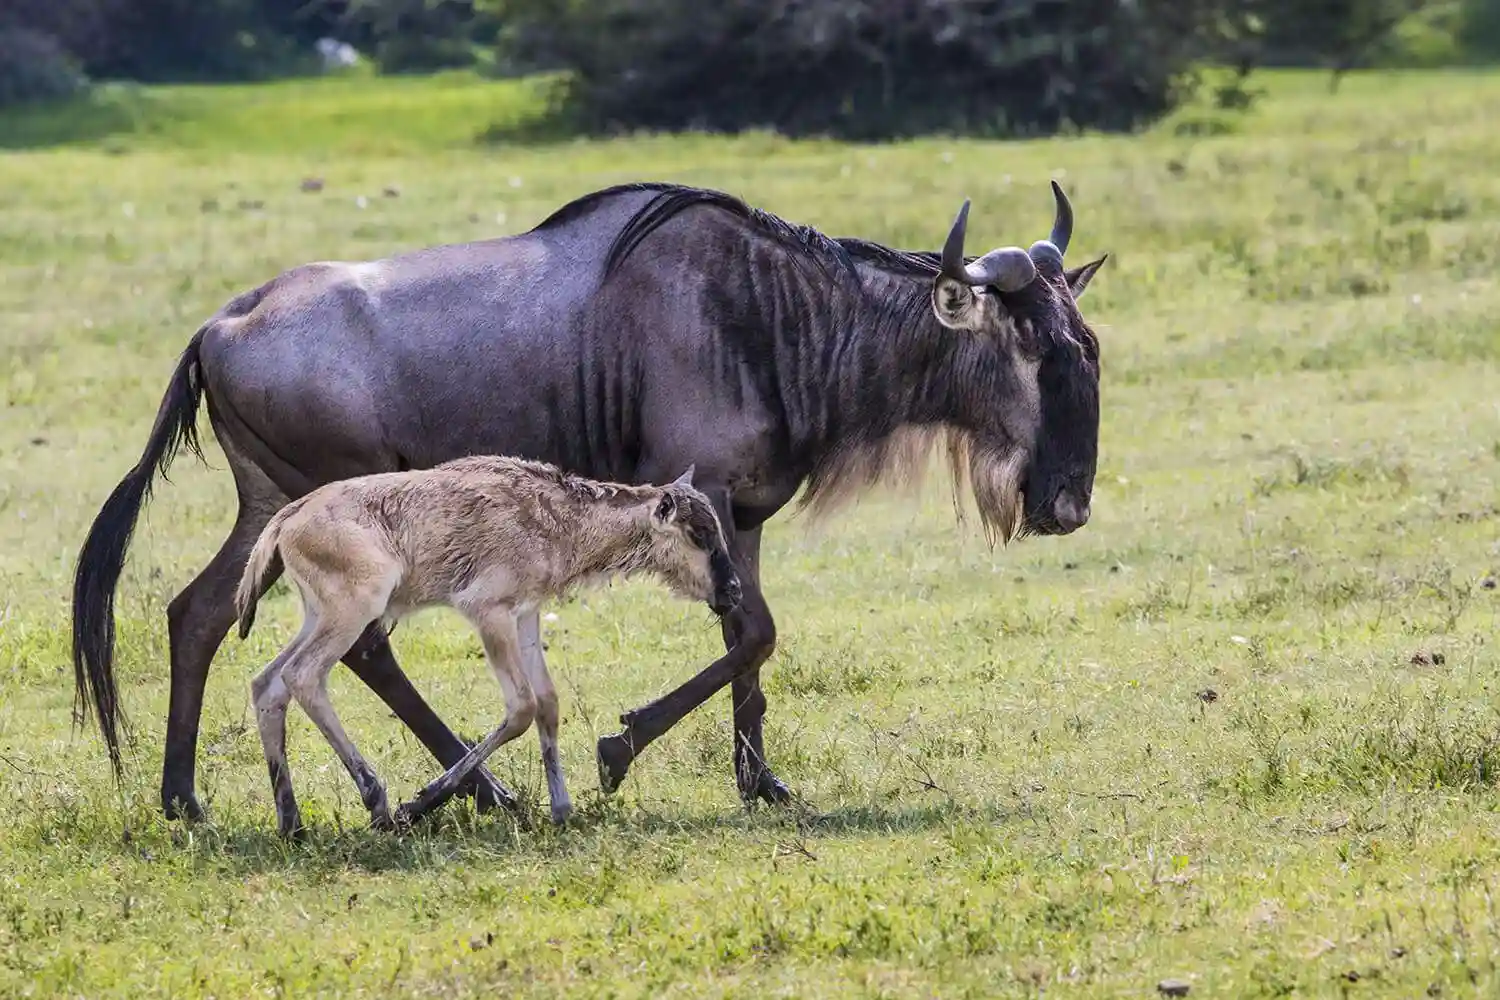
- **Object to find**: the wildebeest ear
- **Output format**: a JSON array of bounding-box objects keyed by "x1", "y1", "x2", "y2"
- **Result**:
[
  {"x1": 1065, "y1": 255, "x2": 1108, "y2": 300},
  {"x1": 652, "y1": 493, "x2": 679, "y2": 525},
  {"x1": 930, "y1": 276, "x2": 983, "y2": 330},
  {"x1": 672, "y1": 465, "x2": 695, "y2": 488}
]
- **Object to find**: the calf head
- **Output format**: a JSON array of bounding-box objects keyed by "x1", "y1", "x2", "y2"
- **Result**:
[
  {"x1": 646, "y1": 467, "x2": 742, "y2": 615},
  {"x1": 928, "y1": 182, "x2": 1107, "y2": 542}
]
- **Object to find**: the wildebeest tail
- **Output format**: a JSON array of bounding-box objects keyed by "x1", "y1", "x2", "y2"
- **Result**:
[
  {"x1": 236, "y1": 505, "x2": 293, "y2": 640},
  {"x1": 71, "y1": 324, "x2": 210, "y2": 781}
]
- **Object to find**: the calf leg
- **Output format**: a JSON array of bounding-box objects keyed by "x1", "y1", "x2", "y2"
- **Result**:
[
  {"x1": 396, "y1": 606, "x2": 536, "y2": 825},
  {"x1": 283, "y1": 614, "x2": 397, "y2": 831},
  {"x1": 163, "y1": 431, "x2": 518, "y2": 820},
  {"x1": 341, "y1": 624, "x2": 519, "y2": 814},
  {"x1": 518, "y1": 610, "x2": 570, "y2": 825},
  {"x1": 249, "y1": 622, "x2": 313, "y2": 838}
]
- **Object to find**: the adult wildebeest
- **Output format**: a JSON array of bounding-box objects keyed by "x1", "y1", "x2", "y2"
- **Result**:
[
  {"x1": 235, "y1": 457, "x2": 739, "y2": 836},
  {"x1": 72, "y1": 180, "x2": 1107, "y2": 822}
]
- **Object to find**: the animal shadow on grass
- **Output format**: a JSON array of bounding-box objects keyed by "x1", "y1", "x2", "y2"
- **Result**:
[{"x1": 104, "y1": 791, "x2": 1017, "y2": 877}]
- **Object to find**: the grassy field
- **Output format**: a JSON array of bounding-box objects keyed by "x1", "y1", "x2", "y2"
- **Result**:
[{"x1": 2, "y1": 69, "x2": 1499, "y2": 997}]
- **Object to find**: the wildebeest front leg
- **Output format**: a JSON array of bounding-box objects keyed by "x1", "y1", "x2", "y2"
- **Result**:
[
  {"x1": 395, "y1": 606, "x2": 536, "y2": 826},
  {"x1": 596, "y1": 491, "x2": 782, "y2": 799},
  {"x1": 595, "y1": 647, "x2": 753, "y2": 794},
  {"x1": 342, "y1": 623, "x2": 519, "y2": 814},
  {"x1": 721, "y1": 527, "x2": 790, "y2": 805}
]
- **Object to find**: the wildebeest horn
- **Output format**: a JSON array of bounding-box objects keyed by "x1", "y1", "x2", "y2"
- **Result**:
[
  {"x1": 941, "y1": 199, "x2": 973, "y2": 280},
  {"x1": 942, "y1": 199, "x2": 1038, "y2": 292},
  {"x1": 1048, "y1": 179, "x2": 1073, "y2": 256},
  {"x1": 966, "y1": 247, "x2": 1038, "y2": 292}
]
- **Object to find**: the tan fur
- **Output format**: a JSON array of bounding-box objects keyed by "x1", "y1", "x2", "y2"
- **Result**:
[
  {"x1": 799, "y1": 425, "x2": 1027, "y2": 546},
  {"x1": 235, "y1": 454, "x2": 732, "y2": 834}
]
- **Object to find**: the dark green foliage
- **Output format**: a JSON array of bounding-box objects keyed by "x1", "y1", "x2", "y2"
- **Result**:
[
  {"x1": 0, "y1": 28, "x2": 89, "y2": 108},
  {"x1": 1463, "y1": 0, "x2": 1500, "y2": 57},
  {"x1": 337, "y1": 0, "x2": 502, "y2": 74},
  {"x1": 1252, "y1": 0, "x2": 1448, "y2": 71},
  {"x1": 499, "y1": 0, "x2": 1248, "y2": 139},
  {"x1": 0, "y1": 0, "x2": 313, "y2": 83},
  {"x1": 0, "y1": 0, "x2": 1493, "y2": 129},
  {"x1": 0, "y1": 0, "x2": 118, "y2": 69},
  {"x1": 84, "y1": 0, "x2": 307, "y2": 82}
]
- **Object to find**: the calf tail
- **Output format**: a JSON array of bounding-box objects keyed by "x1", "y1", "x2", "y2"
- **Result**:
[{"x1": 235, "y1": 508, "x2": 290, "y2": 640}]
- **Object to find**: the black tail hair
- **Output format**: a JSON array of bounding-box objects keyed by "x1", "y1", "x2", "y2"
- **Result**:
[{"x1": 71, "y1": 326, "x2": 209, "y2": 780}]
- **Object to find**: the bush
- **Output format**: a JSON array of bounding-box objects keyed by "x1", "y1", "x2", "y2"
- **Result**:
[
  {"x1": 499, "y1": 0, "x2": 1252, "y2": 140},
  {"x1": 1463, "y1": 0, "x2": 1500, "y2": 57},
  {"x1": 336, "y1": 0, "x2": 500, "y2": 74},
  {"x1": 0, "y1": 28, "x2": 88, "y2": 107}
]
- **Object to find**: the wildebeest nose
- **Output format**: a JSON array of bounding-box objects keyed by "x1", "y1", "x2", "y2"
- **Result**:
[{"x1": 1052, "y1": 492, "x2": 1090, "y2": 533}]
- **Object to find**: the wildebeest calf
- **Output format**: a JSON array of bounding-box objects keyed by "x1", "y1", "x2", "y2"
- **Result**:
[{"x1": 234, "y1": 455, "x2": 741, "y2": 836}]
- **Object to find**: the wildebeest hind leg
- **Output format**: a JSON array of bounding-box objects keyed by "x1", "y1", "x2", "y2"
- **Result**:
[
  {"x1": 162, "y1": 484, "x2": 283, "y2": 821},
  {"x1": 342, "y1": 624, "x2": 520, "y2": 814},
  {"x1": 719, "y1": 526, "x2": 791, "y2": 806}
]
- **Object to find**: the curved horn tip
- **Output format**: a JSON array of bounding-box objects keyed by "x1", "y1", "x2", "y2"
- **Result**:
[
  {"x1": 943, "y1": 199, "x2": 974, "y2": 279},
  {"x1": 1048, "y1": 179, "x2": 1074, "y2": 255},
  {"x1": 949, "y1": 199, "x2": 972, "y2": 240}
]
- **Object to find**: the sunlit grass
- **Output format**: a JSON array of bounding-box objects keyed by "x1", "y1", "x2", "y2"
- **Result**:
[{"x1": 1, "y1": 68, "x2": 1498, "y2": 997}]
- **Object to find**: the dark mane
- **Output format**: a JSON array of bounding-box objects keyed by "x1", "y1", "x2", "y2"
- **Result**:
[
  {"x1": 529, "y1": 182, "x2": 942, "y2": 283},
  {"x1": 835, "y1": 239, "x2": 943, "y2": 278}
]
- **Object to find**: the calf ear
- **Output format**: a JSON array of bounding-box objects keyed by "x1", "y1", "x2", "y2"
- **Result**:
[
  {"x1": 1065, "y1": 255, "x2": 1108, "y2": 300},
  {"x1": 652, "y1": 493, "x2": 679, "y2": 526},
  {"x1": 931, "y1": 276, "x2": 983, "y2": 330},
  {"x1": 672, "y1": 465, "x2": 695, "y2": 488}
]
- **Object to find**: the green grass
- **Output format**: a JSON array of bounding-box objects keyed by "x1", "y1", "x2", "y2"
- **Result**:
[{"x1": 3, "y1": 69, "x2": 1500, "y2": 997}]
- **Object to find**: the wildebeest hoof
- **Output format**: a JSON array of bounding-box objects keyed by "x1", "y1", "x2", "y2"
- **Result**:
[
  {"x1": 162, "y1": 789, "x2": 206, "y2": 822},
  {"x1": 596, "y1": 732, "x2": 634, "y2": 794},
  {"x1": 739, "y1": 768, "x2": 793, "y2": 807},
  {"x1": 551, "y1": 802, "x2": 573, "y2": 826},
  {"x1": 369, "y1": 805, "x2": 396, "y2": 833},
  {"x1": 278, "y1": 814, "x2": 307, "y2": 841},
  {"x1": 464, "y1": 771, "x2": 520, "y2": 815},
  {"x1": 391, "y1": 803, "x2": 418, "y2": 833}
]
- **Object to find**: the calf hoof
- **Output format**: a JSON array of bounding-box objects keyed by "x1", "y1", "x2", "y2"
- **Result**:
[{"x1": 596, "y1": 733, "x2": 635, "y2": 795}]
